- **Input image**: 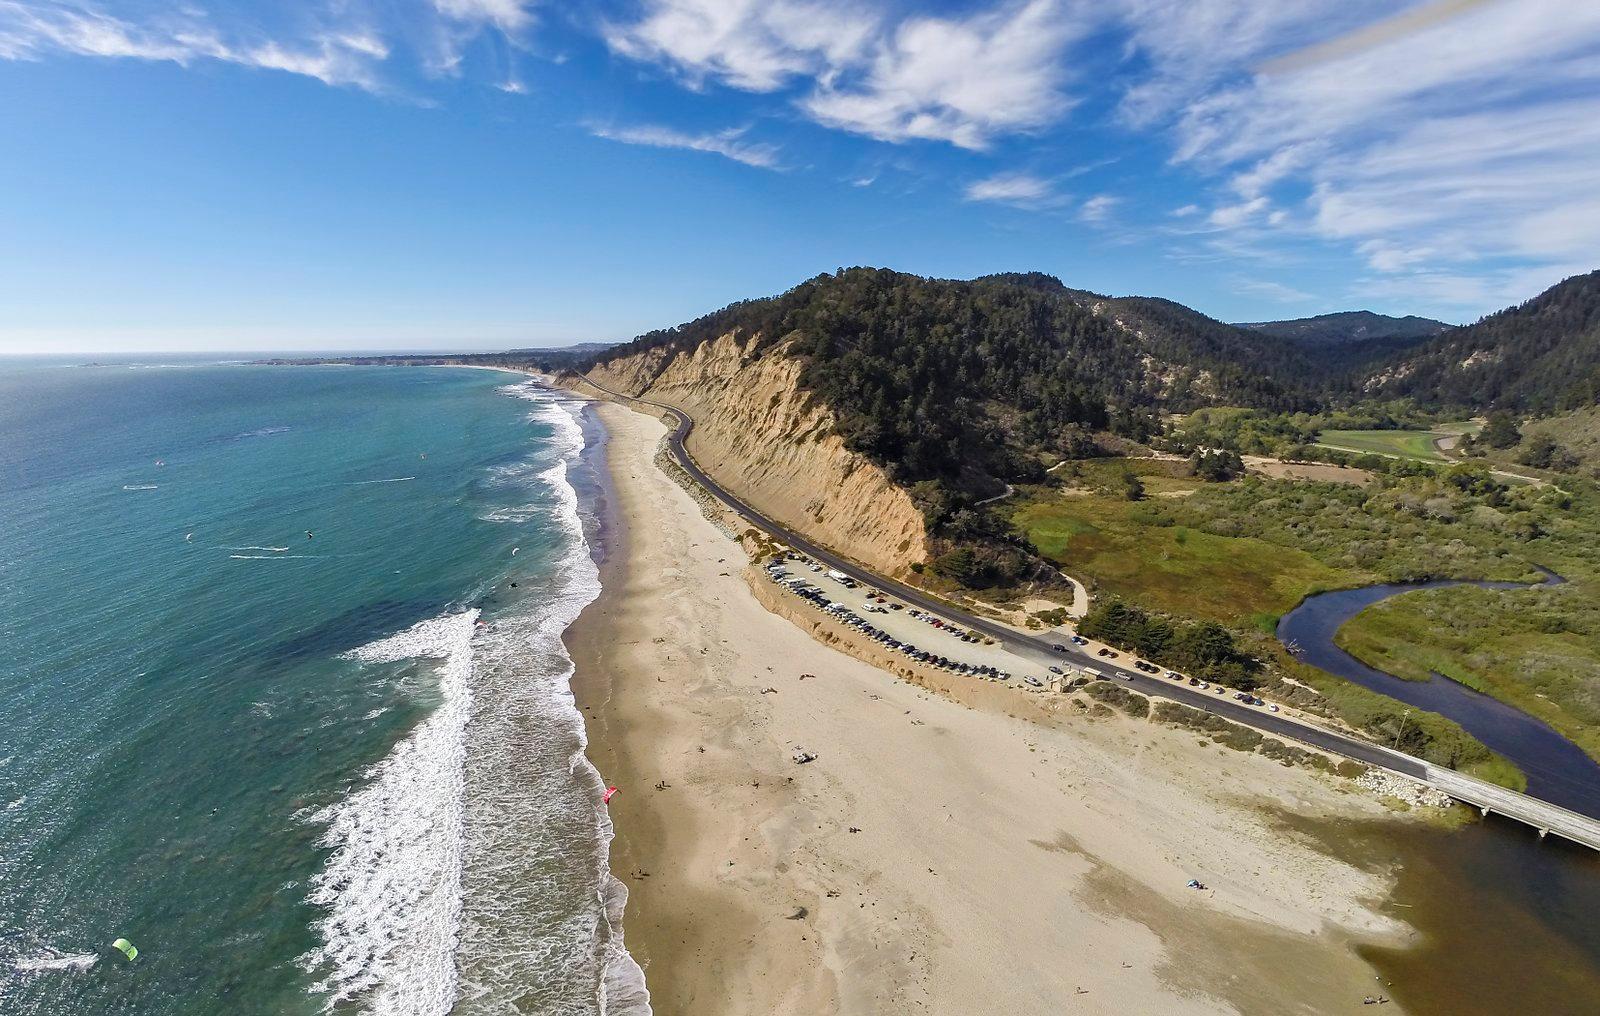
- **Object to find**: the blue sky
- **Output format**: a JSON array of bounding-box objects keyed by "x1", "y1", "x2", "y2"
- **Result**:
[{"x1": 2, "y1": 0, "x2": 1598, "y2": 352}]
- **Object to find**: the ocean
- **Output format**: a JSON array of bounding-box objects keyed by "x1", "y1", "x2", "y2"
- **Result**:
[{"x1": 0, "y1": 360, "x2": 646, "y2": 1015}]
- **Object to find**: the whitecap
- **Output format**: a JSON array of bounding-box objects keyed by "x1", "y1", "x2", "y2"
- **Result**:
[
  {"x1": 13, "y1": 950, "x2": 98, "y2": 973},
  {"x1": 122, "y1": 484, "x2": 158, "y2": 491},
  {"x1": 453, "y1": 386, "x2": 652, "y2": 1015},
  {"x1": 297, "y1": 609, "x2": 478, "y2": 1015},
  {"x1": 349, "y1": 477, "x2": 417, "y2": 485}
]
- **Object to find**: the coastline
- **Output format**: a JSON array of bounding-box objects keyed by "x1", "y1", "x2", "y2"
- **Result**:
[{"x1": 565, "y1": 398, "x2": 1426, "y2": 1015}]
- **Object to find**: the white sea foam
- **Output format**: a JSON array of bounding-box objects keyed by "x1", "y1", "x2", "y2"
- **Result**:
[
  {"x1": 298, "y1": 609, "x2": 478, "y2": 1015},
  {"x1": 350, "y1": 476, "x2": 417, "y2": 485},
  {"x1": 122, "y1": 484, "x2": 158, "y2": 491},
  {"x1": 12, "y1": 949, "x2": 98, "y2": 973},
  {"x1": 7, "y1": 796, "x2": 26, "y2": 811},
  {"x1": 225, "y1": 546, "x2": 290, "y2": 552},
  {"x1": 230, "y1": 555, "x2": 324, "y2": 560},
  {"x1": 454, "y1": 385, "x2": 651, "y2": 1015},
  {"x1": 299, "y1": 381, "x2": 648, "y2": 1016}
]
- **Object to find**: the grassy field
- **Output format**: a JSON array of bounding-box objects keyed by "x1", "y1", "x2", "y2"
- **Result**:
[
  {"x1": 1011, "y1": 495, "x2": 1361, "y2": 628},
  {"x1": 1049, "y1": 456, "x2": 1203, "y2": 496},
  {"x1": 1316, "y1": 428, "x2": 1450, "y2": 461}
]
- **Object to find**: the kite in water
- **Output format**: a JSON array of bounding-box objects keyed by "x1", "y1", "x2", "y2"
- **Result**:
[
  {"x1": 112, "y1": 938, "x2": 138, "y2": 962},
  {"x1": 603, "y1": 786, "x2": 619, "y2": 805}
]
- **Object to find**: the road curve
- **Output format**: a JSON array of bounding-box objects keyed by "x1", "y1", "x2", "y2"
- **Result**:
[{"x1": 571, "y1": 372, "x2": 1600, "y2": 846}]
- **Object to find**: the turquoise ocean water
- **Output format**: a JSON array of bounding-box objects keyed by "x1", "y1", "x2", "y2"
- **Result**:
[{"x1": 0, "y1": 361, "x2": 646, "y2": 1014}]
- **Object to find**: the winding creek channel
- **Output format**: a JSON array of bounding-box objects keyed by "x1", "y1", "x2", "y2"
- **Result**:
[
  {"x1": 1275, "y1": 572, "x2": 1600, "y2": 1013},
  {"x1": 1277, "y1": 570, "x2": 1600, "y2": 818}
]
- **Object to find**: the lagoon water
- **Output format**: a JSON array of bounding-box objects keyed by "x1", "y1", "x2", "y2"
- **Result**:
[{"x1": 0, "y1": 361, "x2": 643, "y2": 1014}]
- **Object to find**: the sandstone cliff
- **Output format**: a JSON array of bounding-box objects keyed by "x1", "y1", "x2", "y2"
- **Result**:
[{"x1": 584, "y1": 333, "x2": 927, "y2": 575}]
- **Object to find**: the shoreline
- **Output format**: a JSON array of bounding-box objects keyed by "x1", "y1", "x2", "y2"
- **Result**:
[{"x1": 563, "y1": 397, "x2": 1429, "y2": 1014}]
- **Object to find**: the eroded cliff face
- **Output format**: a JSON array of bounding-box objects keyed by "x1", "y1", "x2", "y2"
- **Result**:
[{"x1": 585, "y1": 332, "x2": 927, "y2": 575}]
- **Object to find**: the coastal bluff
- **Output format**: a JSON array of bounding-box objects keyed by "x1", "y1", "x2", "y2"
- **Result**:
[{"x1": 579, "y1": 331, "x2": 927, "y2": 576}]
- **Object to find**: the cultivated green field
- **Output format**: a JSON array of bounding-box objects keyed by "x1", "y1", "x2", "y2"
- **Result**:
[
  {"x1": 1316, "y1": 429, "x2": 1447, "y2": 461},
  {"x1": 1314, "y1": 421, "x2": 1482, "y2": 463}
]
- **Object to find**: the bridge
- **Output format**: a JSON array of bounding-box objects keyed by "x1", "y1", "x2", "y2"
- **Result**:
[{"x1": 569, "y1": 372, "x2": 1600, "y2": 852}]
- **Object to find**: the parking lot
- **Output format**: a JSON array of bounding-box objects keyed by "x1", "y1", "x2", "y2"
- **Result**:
[
  {"x1": 764, "y1": 554, "x2": 1065, "y2": 688},
  {"x1": 762, "y1": 553, "x2": 1288, "y2": 716}
]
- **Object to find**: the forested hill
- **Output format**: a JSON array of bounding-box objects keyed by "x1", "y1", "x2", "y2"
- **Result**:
[
  {"x1": 587, "y1": 268, "x2": 1326, "y2": 490},
  {"x1": 1365, "y1": 270, "x2": 1600, "y2": 412},
  {"x1": 1238, "y1": 310, "x2": 1452, "y2": 345}
]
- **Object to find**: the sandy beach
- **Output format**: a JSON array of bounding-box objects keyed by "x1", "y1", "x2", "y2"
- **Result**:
[{"x1": 568, "y1": 399, "x2": 1421, "y2": 1015}]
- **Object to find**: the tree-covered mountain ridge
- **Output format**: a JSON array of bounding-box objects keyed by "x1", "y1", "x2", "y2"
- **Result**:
[
  {"x1": 1237, "y1": 310, "x2": 1454, "y2": 345},
  {"x1": 1362, "y1": 269, "x2": 1600, "y2": 413},
  {"x1": 584, "y1": 266, "x2": 1599, "y2": 496},
  {"x1": 588, "y1": 268, "x2": 1339, "y2": 491}
]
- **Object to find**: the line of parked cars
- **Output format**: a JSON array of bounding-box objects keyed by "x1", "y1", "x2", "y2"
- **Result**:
[{"x1": 765, "y1": 560, "x2": 1013, "y2": 682}]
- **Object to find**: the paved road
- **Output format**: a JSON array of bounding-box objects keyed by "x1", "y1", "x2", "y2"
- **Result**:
[{"x1": 575, "y1": 373, "x2": 1600, "y2": 848}]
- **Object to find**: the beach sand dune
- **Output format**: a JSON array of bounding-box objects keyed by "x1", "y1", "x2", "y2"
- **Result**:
[{"x1": 570, "y1": 402, "x2": 1415, "y2": 1015}]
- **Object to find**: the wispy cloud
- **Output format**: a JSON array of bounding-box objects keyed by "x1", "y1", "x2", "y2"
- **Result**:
[
  {"x1": 588, "y1": 122, "x2": 781, "y2": 169},
  {"x1": 1232, "y1": 277, "x2": 1314, "y2": 303},
  {"x1": 1114, "y1": 0, "x2": 1600, "y2": 307},
  {"x1": 0, "y1": 3, "x2": 396, "y2": 88},
  {"x1": 603, "y1": 0, "x2": 877, "y2": 92},
  {"x1": 0, "y1": 0, "x2": 544, "y2": 91},
  {"x1": 964, "y1": 171, "x2": 1056, "y2": 207},
  {"x1": 432, "y1": 0, "x2": 536, "y2": 34},
  {"x1": 1078, "y1": 193, "x2": 1119, "y2": 223}
]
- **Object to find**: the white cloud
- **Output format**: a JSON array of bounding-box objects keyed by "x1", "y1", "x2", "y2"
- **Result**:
[
  {"x1": 0, "y1": 3, "x2": 393, "y2": 88},
  {"x1": 1078, "y1": 194, "x2": 1118, "y2": 223},
  {"x1": 0, "y1": 1, "x2": 541, "y2": 91},
  {"x1": 1352, "y1": 262, "x2": 1591, "y2": 316},
  {"x1": 607, "y1": 0, "x2": 1083, "y2": 150},
  {"x1": 801, "y1": 0, "x2": 1082, "y2": 149},
  {"x1": 1170, "y1": 203, "x2": 1200, "y2": 217},
  {"x1": 1207, "y1": 196, "x2": 1268, "y2": 228},
  {"x1": 1233, "y1": 277, "x2": 1314, "y2": 303},
  {"x1": 589, "y1": 122, "x2": 781, "y2": 169},
  {"x1": 963, "y1": 171, "x2": 1055, "y2": 207},
  {"x1": 604, "y1": 0, "x2": 876, "y2": 92},
  {"x1": 433, "y1": 0, "x2": 535, "y2": 34},
  {"x1": 1109, "y1": 0, "x2": 1600, "y2": 311}
]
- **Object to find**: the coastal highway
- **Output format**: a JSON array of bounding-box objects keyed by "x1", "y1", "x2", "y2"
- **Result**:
[{"x1": 572, "y1": 373, "x2": 1600, "y2": 849}]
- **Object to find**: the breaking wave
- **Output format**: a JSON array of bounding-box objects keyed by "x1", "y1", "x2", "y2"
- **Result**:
[
  {"x1": 296, "y1": 380, "x2": 647, "y2": 1016},
  {"x1": 298, "y1": 610, "x2": 479, "y2": 1015}
]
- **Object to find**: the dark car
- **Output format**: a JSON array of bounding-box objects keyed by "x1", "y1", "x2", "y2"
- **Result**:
[
  {"x1": 1097, "y1": 648, "x2": 1117, "y2": 658},
  {"x1": 1051, "y1": 643, "x2": 1066, "y2": 652}
]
